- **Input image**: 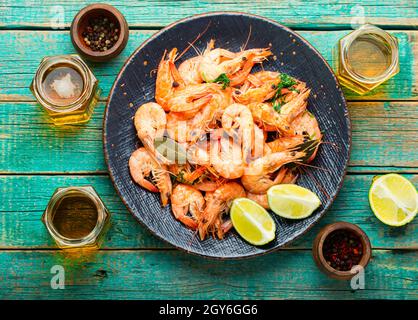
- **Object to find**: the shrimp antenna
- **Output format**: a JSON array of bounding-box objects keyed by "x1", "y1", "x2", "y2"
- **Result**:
[
  {"x1": 175, "y1": 21, "x2": 211, "y2": 62},
  {"x1": 241, "y1": 25, "x2": 252, "y2": 51},
  {"x1": 299, "y1": 166, "x2": 331, "y2": 200}
]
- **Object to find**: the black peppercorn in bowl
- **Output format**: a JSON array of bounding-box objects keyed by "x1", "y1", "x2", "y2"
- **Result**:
[
  {"x1": 312, "y1": 221, "x2": 372, "y2": 280},
  {"x1": 70, "y1": 3, "x2": 129, "y2": 62}
]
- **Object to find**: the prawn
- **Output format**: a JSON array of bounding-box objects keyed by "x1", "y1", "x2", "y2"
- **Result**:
[
  {"x1": 198, "y1": 182, "x2": 246, "y2": 240},
  {"x1": 247, "y1": 192, "x2": 270, "y2": 209},
  {"x1": 129, "y1": 148, "x2": 172, "y2": 206},
  {"x1": 155, "y1": 48, "x2": 185, "y2": 110},
  {"x1": 247, "y1": 102, "x2": 294, "y2": 135},
  {"x1": 178, "y1": 56, "x2": 203, "y2": 85},
  {"x1": 241, "y1": 151, "x2": 305, "y2": 194},
  {"x1": 290, "y1": 110, "x2": 322, "y2": 162},
  {"x1": 134, "y1": 102, "x2": 170, "y2": 164},
  {"x1": 171, "y1": 184, "x2": 205, "y2": 229},
  {"x1": 221, "y1": 103, "x2": 254, "y2": 163},
  {"x1": 166, "y1": 83, "x2": 217, "y2": 113},
  {"x1": 210, "y1": 133, "x2": 245, "y2": 179}
]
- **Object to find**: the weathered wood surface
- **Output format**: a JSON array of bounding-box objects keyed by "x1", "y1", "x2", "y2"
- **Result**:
[
  {"x1": 0, "y1": 30, "x2": 416, "y2": 101},
  {"x1": 1, "y1": 0, "x2": 417, "y2": 300},
  {"x1": 1, "y1": 101, "x2": 417, "y2": 174},
  {"x1": 1, "y1": 0, "x2": 417, "y2": 29},
  {"x1": 0, "y1": 250, "x2": 416, "y2": 300},
  {"x1": 0, "y1": 174, "x2": 416, "y2": 250}
]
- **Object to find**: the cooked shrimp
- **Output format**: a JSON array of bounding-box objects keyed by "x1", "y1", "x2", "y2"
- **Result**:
[
  {"x1": 171, "y1": 184, "x2": 205, "y2": 229},
  {"x1": 221, "y1": 103, "x2": 254, "y2": 163},
  {"x1": 155, "y1": 48, "x2": 185, "y2": 110},
  {"x1": 198, "y1": 182, "x2": 246, "y2": 240},
  {"x1": 233, "y1": 79, "x2": 277, "y2": 104},
  {"x1": 178, "y1": 56, "x2": 203, "y2": 85},
  {"x1": 241, "y1": 151, "x2": 305, "y2": 194},
  {"x1": 166, "y1": 100, "x2": 218, "y2": 143},
  {"x1": 211, "y1": 134, "x2": 245, "y2": 179},
  {"x1": 199, "y1": 41, "x2": 271, "y2": 85},
  {"x1": 166, "y1": 83, "x2": 217, "y2": 113},
  {"x1": 134, "y1": 102, "x2": 170, "y2": 164},
  {"x1": 280, "y1": 88, "x2": 311, "y2": 124},
  {"x1": 247, "y1": 192, "x2": 270, "y2": 209},
  {"x1": 129, "y1": 147, "x2": 172, "y2": 206},
  {"x1": 247, "y1": 102, "x2": 294, "y2": 135},
  {"x1": 267, "y1": 135, "x2": 307, "y2": 153},
  {"x1": 290, "y1": 110, "x2": 322, "y2": 162}
]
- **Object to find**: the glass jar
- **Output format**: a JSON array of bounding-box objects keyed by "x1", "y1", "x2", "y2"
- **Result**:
[
  {"x1": 336, "y1": 24, "x2": 399, "y2": 95},
  {"x1": 30, "y1": 55, "x2": 101, "y2": 125},
  {"x1": 42, "y1": 186, "x2": 110, "y2": 250}
]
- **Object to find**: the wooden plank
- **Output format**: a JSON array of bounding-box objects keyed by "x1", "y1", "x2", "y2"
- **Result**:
[
  {"x1": 0, "y1": 249, "x2": 416, "y2": 299},
  {"x1": 0, "y1": 174, "x2": 416, "y2": 249},
  {"x1": 1, "y1": 0, "x2": 417, "y2": 29},
  {"x1": 1, "y1": 101, "x2": 417, "y2": 174},
  {"x1": 0, "y1": 30, "x2": 416, "y2": 101}
]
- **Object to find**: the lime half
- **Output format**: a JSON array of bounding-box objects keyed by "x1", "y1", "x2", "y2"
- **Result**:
[
  {"x1": 267, "y1": 184, "x2": 321, "y2": 219},
  {"x1": 369, "y1": 174, "x2": 417, "y2": 227},
  {"x1": 230, "y1": 198, "x2": 276, "y2": 246}
]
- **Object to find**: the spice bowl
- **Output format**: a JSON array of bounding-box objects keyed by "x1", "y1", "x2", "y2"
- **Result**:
[
  {"x1": 70, "y1": 3, "x2": 129, "y2": 62},
  {"x1": 312, "y1": 222, "x2": 372, "y2": 280}
]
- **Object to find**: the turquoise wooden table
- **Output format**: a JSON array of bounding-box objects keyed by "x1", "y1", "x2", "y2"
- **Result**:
[{"x1": 0, "y1": 1, "x2": 417, "y2": 299}]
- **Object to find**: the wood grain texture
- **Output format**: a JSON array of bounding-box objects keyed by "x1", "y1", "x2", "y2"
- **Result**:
[
  {"x1": 1, "y1": 0, "x2": 417, "y2": 29},
  {"x1": 0, "y1": 174, "x2": 416, "y2": 250},
  {"x1": 1, "y1": 101, "x2": 417, "y2": 174},
  {"x1": 0, "y1": 249, "x2": 416, "y2": 299},
  {"x1": 0, "y1": 30, "x2": 416, "y2": 101}
]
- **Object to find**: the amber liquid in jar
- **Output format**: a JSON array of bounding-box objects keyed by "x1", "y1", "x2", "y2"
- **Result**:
[
  {"x1": 337, "y1": 25, "x2": 399, "y2": 95},
  {"x1": 42, "y1": 186, "x2": 110, "y2": 250},
  {"x1": 52, "y1": 195, "x2": 98, "y2": 240}
]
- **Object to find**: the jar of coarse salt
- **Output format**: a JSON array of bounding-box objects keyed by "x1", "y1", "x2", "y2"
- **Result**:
[{"x1": 30, "y1": 55, "x2": 100, "y2": 125}]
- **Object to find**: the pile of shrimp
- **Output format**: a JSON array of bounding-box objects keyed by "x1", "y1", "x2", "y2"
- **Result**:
[{"x1": 129, "y1": 39, "x2": 322, "y2": 241}]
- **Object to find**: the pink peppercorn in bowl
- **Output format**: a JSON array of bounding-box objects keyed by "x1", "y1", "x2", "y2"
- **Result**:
[
  {"x1": 312, "y1": 221, "x2": 372, "y2": 280},
  {"x1": 70, "y1": 3, "x2": 129, "y2": 62}
]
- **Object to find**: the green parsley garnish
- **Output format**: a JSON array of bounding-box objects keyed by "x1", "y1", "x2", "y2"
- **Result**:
[
  {"x1": 269, "y1": 73, "x2": 297, "y2": 112},
  {"x1": 213, "y1": 73, "x2": 230, "y2": 89}
]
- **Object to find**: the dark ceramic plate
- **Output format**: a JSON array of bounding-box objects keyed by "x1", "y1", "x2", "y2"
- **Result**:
[{"x1": 104, "y1": 12, "x2": 351, "y2": 259}]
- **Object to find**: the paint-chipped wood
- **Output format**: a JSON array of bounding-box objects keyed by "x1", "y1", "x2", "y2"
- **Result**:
[
  {"x1": 0, "y1": 174, "x2": 416, "y2": 250},
  {"x1": 0, "y1": 30, "x2": 416, "y2": 101},
  {"x1": 0, "y1": 250, "x2": 416, "y2": 299},
  {"x1": 1, "y1": 0, "x2": 417, "y2": 29}
]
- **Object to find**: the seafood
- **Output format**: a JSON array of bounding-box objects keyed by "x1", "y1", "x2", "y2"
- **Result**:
[
  {"x1": 129, "y1": 147, "x2": 172, "y2": 206},
  {"x1": 211, "y1": 133, "x2": 245, "y2": 179},
  {"x1": 199, "y1": 40, "x2": 272, "y2": 85},
  {"x1": 247, "y1": 102, "x2": 294, "y2": 135},
  {"x1": 155, "y1": 48, "x2": 185, "y2": 110},
  {"x1": 129, "y1": 41, "x2": 321, "y2": 240},
  {"x1": 221, "y1": 103, "x2": 254, "y2": 163},
  {"x1": 171, "y1": 184, "x2": 205, "y2": 229},
  {"x1": 178, "y1": 56, "x2": 203, "y2": 85},
  {"x1": 247, "y1": 192, "x2": 269, "y2": 209},
  {"x1": 134, "y1": 102, "x2": 170, "y2": 164},
  {"x1": 167, "y1": 83, "x2": 218, "y2": 113},
  {"x1": 241, "y1": 151, "x2": 305, "y2": 194},
  {"x1": 198, "y1": 182, "x2": 246, "y2": 239}
]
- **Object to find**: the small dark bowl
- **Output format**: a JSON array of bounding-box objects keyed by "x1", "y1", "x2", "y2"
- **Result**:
[
  {"x1": 312, "y1": 221, "x2": 372, "y2": 280},
  {"x1": 70, "y1": 3, "x2": 129, "y2": 62}
]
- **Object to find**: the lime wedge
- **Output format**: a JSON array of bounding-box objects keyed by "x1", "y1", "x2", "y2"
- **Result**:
[
  {"x1": 230, "y1": 198, "x2": 276, "y2": 246},
  {"x1": 267, "y1": 184, "x2": 321, "y2": 219},
  {"x1": 369, "y1": 174, "x2": 417, "y2": 226}
]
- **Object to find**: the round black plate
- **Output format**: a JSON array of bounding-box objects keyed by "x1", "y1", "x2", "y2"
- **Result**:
[{"x1": 103, "y1": 12, "x2": 351, "y2": 259}]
